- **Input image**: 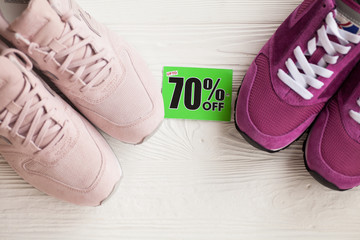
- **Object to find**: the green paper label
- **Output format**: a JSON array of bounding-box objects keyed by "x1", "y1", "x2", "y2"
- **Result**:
[{"x1": 162, "y1": 66, "x2": 233, "y2": 121}]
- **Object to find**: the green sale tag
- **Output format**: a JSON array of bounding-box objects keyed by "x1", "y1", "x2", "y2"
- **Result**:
[{"x1": 162, "y1": 66, "x2": 233, "y2": 121}]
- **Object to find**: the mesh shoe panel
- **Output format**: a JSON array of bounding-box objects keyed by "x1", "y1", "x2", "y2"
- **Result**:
[{"x1": 248, "y1": 54, "x2": 324, "y2": 136}]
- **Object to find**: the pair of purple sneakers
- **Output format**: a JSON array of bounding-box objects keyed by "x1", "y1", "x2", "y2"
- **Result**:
[{"x1": 235, "y1": 0, "x2": 360, "y2": 190}]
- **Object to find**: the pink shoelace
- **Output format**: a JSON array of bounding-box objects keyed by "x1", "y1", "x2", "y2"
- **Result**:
[
  {"x1": 0, "y1": 49, "x2": 65, "y2": 149},
  {"x1": 15, "y1": 11, "x2": 114, "y2": 93}
]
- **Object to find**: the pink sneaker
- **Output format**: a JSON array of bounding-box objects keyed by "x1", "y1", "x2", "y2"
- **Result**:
[
  {"x1": 0, "y1": 42, "x2": 122, "y2": 206},
  {"x1": 235, "y1": 0, "x2": 360, "y2": 152},
  {"x1": 0, "y1": 0, "x2": 164, "y2": 144},
  {"x1": 305, "y1": 62, "x2": 360, "y2": 190}
]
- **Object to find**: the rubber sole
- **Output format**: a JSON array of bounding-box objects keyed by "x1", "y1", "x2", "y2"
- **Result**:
[
  {"x1": 137, "y1": 119, "x2": 164, "y2": 145},
  {"x1": 99, "y1": 173, "x2": 123, "y2": 206},
  {"x1": 235, "y1": 123, "x2": 281, "y2": 153}
]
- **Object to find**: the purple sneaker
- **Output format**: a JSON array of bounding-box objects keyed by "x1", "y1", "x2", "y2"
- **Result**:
[
  {"x1": 235, "y1": 0, "x2": 360, "y2": 152},
  {"x1": 305, "y1": 61, "x2": 360, "y2": 190}
]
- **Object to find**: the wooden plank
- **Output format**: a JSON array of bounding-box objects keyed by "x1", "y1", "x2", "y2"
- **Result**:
[{"x1": 2, "y1": 0, "x2": 360, "y2": 239}]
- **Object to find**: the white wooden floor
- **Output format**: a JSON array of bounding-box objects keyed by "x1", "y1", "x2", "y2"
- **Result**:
[{"x1": 2, "y1": 0, "x2": 360, "y2": 239}]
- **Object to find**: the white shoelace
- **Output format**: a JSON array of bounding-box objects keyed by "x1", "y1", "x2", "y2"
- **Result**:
[
  {"x1": 350, "y1": 98, "x2": 360, "y2": 124},
  {"x1": 278, "y1": 11, "x2": 360, "y2": 100}
]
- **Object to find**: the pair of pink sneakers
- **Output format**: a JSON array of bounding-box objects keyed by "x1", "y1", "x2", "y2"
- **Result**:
[
  {"x1": 235, "y1": 0, "x2": 360, "y2": 190},
  {"x1": 0, "y1": 0, "x2": 164, "y2": 206}
]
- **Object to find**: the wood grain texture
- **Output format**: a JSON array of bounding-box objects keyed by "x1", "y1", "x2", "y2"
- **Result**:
[{"x1": 2, "y1": 0, "x2": 360, "y2": 239}]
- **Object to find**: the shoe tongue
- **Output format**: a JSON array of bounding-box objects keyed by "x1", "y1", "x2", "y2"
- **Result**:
[
  {"x1": 0, "y1": 57, "x2": 25, "y2": 112},
  {"x1": 48, "y1": 0, "x2": 72, "y2": 16},
  {"x1": 336, "y1": 0, "x2": 360, "y2": 34},
  {"x1": 9, "y1": 0, "x2": 65, "y2": 46}
]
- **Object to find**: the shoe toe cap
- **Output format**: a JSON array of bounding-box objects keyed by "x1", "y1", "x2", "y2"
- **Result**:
[{"x1": 22, "y1": 117, "x2": 122, "y2": 206}]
